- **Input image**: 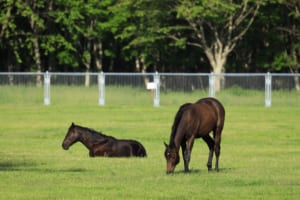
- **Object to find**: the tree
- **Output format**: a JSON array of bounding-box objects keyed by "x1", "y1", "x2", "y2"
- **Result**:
[
  {"x1": 0, "y1": 0, "x2": 17, "y2": 75},
  {"x1": 112, "y1": 0, "x2": 263, "y2": 89},
  {"x1": 0, "y1": 0, "x2": 48, "y2": 85},
  {"x1": 51, "y1": 0, "x2": 115, "y2": 85},
  {"x1": 162, "y1": 0, "x2": 261, "y2": 90},
  {"x1": 1, "y1": 0, "x2": 299, "y2": 77},
  {"x1": 272, "y1": 0, "x2": 300, "y2": 90},
  {"x1": 109, "y1": 0, "x2": 180, "y2": 72}
]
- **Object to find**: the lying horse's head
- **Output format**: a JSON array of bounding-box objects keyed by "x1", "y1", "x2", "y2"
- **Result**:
[
  {"x1": 62, "y1": 123, "x2": 78, "y2": 150},
  {"x1": 164, "y1": 142, "x2": 180, "y2": 174}
]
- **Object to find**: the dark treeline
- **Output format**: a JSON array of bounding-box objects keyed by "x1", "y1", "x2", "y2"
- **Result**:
[{"x1": 0, "y1": 0, "x2": 299, "y2": 74}]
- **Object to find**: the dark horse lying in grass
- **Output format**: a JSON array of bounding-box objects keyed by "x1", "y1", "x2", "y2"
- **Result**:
[
  {"x1": 164, "y1": 97, "x2": 225, "y2": 174},
  {"x1": 62, "y1": 123, "x2": 147, "y2": 157}
]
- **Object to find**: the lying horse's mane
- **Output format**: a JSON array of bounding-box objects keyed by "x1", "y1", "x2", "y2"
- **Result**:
[
  {"x1": 74, "y1": 124, "x2": 116, "y2": 140},
  {"x1": 170, "y1": 103, "x2": 192, "y2": 144}
]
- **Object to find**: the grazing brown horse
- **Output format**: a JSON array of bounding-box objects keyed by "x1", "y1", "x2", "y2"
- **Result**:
[
  {"x1": 62, "y1": 123, "x2": 147, "y2": 157},
  {"x1": 164, "y1": 97, "x2": 225, "y2": 174}
]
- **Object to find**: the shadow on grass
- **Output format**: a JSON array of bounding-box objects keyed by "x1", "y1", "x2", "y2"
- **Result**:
[
  {"x1": 0, "y1": 160, "x2": 88, "y2": 173},
  {"x1": 169, "y1": 167, "x2": 235, "y2": 175},
  {"x1": 0, "y1": 160, "x2": 35, "y2": 171}
]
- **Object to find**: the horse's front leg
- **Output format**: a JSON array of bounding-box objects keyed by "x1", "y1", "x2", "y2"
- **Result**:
[
  {"x1": 181, "y1": 142, "x2": 189, "y2": 173},
  {"x1": 182, "y1": 138, "x2": 195, "y2": 173},
  {"x1": 89, "y1": 150, "x2": 95, "y2": 157}
]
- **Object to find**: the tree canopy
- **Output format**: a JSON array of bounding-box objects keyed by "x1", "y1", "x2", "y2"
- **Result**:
[{"x1": 0, "y1": 0, "x2": 299, "y2": 74}]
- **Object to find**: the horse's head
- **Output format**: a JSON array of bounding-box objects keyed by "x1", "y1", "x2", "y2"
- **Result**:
[
  {"x1": 62, "y1": 123, "x2": 78, "y2": 150},
  {"x1": 164, "y1": 142, "x2": 179, "y2": 174}
]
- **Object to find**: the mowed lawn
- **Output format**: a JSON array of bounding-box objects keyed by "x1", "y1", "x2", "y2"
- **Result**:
[{"x1": 0, "y1": 86, "x2": 300, "y2": 199}]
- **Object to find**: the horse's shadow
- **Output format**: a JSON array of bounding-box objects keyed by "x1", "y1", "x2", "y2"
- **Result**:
[
  {"x1": 0, "y1": 160, "x2": 88, "y2": 173},
  {"x1": 171, "y1": 167, "x2": 234, "y2": 175},
  {"x1": 0, "y1": 160, "x2": 35, "y2": 171}
]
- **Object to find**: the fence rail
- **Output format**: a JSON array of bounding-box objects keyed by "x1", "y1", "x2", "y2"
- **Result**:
[{"x1": 0, "y1": 72, "x2": 299, "y2": 107}]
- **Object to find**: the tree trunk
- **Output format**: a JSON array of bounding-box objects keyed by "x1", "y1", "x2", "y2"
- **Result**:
[
  {"x1": 94, "y1": 40, "x2": 103, "y2": 72},
  {"x1": 83, "y1": 52, "x2": 91, "y2": 87},
  {"x1": 135, "y1": 57, "x2": 150, "y2": 88},
  {"x1": 29, "y1": 0, "x2": 42, "y2": 86},
  {"x1": 32, "y1": 37, "x2": 42, "y2": 86},
  {"x1": 204, "y1": 48, "x2": 228, "y2": 91},
  {"x1": 294, "y1": 76, "x2": 300, "y2": 91},
  {"x1": 85, "y1": 67, "x2": 90, "y2": 87},
  {"x1": 290, "y1": 38, "x2": 300, "y2": 91},
  {"x1": 84, "y1": 40, "x2": 92, "y2": 87},
  {"x1": 8, "y1": 63, "x2": 14, "y2": 86}
]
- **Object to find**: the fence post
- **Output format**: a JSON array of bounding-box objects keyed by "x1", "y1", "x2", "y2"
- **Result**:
[
  {"x1": 209, "y1": 72, "x2": 215, "y2": 97},
  {"x1": 154, "y1": 71, "x2": 160, "y2": 107},
  {"x1": 265, "y1": 72, "x2": 272, "y2": 107},
  {"x1": 44, "y1": 71, "x2": 51, "y2": 105},
  {"x1": 98, "y1": 71, "x2": 105, "y2": 106}
]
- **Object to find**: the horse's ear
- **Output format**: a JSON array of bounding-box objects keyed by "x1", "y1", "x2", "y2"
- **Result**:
[
  {"x1": 71, "y1": 122, "x2": 75, "y2": 126},
  {"x1": 164, "y1": 142, "x2": 168, "y2": 148}
]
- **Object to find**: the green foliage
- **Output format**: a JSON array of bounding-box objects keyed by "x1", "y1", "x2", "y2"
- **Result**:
[
  {"x1": 57, "y1": 51, "x2": 79, "y2": 67},
  {"x1": 177, "y1": 0, "x2": 238, "y2": 21},
  {"x1": 0, "y1": 0, "x2": 299, "y2": 73},
  {"x1": 272, "y1": 51, "x2": 296, "y2": 71}
]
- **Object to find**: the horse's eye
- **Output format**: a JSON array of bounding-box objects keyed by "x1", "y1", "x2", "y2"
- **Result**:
[
  {"x1": 167, "y1": 153, "x2": 174, "y2": 159},
  {"x1": 166, "y1": 152, "x2": 171, "y2": 158}
]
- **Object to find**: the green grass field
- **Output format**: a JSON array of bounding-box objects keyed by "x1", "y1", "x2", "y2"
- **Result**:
[{"x1": 0, "y1": 86, "x2": 300, "y2": 199}]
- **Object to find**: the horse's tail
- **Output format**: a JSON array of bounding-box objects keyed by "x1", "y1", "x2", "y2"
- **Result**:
[
  {"x1": 170, "y1": 103, "x2": 192, "y2": 140},
  {"x1": 131, "y1": 141, "x2": 147, "y2": 157},
  {"x1": 137, "y1": 144, "x2": 147, "y2": 157}
]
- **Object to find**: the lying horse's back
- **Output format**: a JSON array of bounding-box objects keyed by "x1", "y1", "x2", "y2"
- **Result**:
[{"x1": 92, "y1": 139, "x2": 147, "y2": 157}]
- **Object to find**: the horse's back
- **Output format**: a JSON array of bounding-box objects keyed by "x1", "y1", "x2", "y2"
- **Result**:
[
  {"x1": 196, "y1": 97, "x2": 224, "y2": 112},
  {"x1": 180, "y1": 97, "x2": 225, "y2": 136},
  {"x1": 196, "y1": 97, "x2": 225, "y2": 125}
]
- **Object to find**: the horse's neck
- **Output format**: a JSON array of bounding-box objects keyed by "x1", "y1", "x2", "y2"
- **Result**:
[
  {"x1": 169, "y1": 136, "x2": 180, "y2": 151},
  {"x1": 170, "y1": 127, "x2": 184, "y2": 151},
  {"x1": 77, "y1": 128, "x2": 101, "y2": 149}
]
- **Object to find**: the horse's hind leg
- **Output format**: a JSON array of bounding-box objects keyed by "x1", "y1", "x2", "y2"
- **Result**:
[
  {"x1": 202, "y1": 135, "x2": 215, "y2": 171},
  {"x1": 214, "y1": 129, "x2": 222, "y2": 172}
]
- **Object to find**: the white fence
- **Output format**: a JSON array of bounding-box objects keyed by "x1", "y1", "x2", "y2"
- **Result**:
[{"x1": 0, "y1": 72, "x2": 299, "y2": 107}]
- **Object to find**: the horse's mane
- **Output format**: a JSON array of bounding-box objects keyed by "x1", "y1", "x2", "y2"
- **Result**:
[
  {"x1": 170, "y1": 103, "x2": 192, "y2": 144},
  {"x1": 74, "y1": 124, "x2": 116, "y2": 140}
]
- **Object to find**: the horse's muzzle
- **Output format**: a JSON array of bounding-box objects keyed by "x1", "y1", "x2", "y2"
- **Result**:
[
  {"x1": 166, "y1": 164, "x2": 175, "y2": 174},
  {"x1": 62, "y1": 143, "x2": 69, "y2": 150}
]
